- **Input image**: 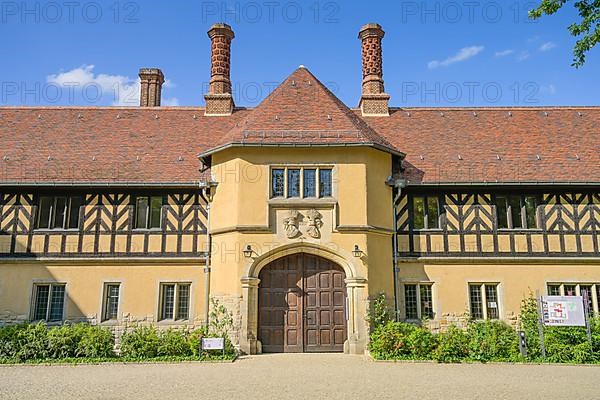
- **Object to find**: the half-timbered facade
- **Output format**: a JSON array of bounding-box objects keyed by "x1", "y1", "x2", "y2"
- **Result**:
[{"x1": 1, "y1": 23, "x2": 599, "y2": 354}]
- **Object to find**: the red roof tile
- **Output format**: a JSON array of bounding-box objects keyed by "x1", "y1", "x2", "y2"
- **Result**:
[
  {"x1": 199, "y1": 67, "x2": 402, "y2": 157},
  {"x1": 362, "y1": 107, "x2": 600, "y2": 184},
  {"x1": 1, "y1": 69, "x2": 600, "y2": 186}
]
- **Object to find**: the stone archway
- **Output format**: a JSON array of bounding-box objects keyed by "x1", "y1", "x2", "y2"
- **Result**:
[{"x1": 239, "y1": 242, "x2": 368, "y2": 355}]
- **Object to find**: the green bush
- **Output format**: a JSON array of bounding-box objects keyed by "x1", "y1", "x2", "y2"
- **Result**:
[
  {"x1": 15, "y1": 323, "x2": 50, "y2": 361},
  {"x1": 368, "y1": 321, "x2": 436, "y2": 360},
  {"x1": 434, "y1": 325, "x2": 469, "y2": 363},
  {"x1": 120, "y1": 326, "x2": 160, "y2": 359},
  {"x1": 0, "y1": 324, "x2": 26, "y2": 360},
  {"x1": 76, "y1": 325, "x2": 115, "y2": 358},
  {"x1": 467, "y1": 320, "x2": 519, "y2": 362},
  {"x1": 157, "y1": 329, "x2": 192, "y2": 357}
]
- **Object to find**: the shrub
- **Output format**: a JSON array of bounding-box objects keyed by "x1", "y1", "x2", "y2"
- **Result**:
[
  {"x1": 368, "y1": 321, "x2": 436, "y2": 360},
  {"x1": 47, "y1": 325, "x2": 79, "y2": 359},
  {"x1": 15, "y1": 323, "x2": 50, "y2": 361},
  {"x1": 467, "y1": 320, "x2": 519, "y2": 362},
  {"x1": 367, "y1": 293, "x2": 393, "y2": 329},
  {"x1": 158, "y1": 329, "x2": 192, "y2": 357},
  {"x1": 434, "y1": 325, "x2": 469, "y2": 363},
  {"x1": 187, "y1": 327, "x2": 209, "y2": 356},
  {"x1": 76, "y1": 325, "x2": 114, "y2": 358},
  {"x1": 0, "y1": 324, "x2": 25, "y2": 360},
  {"x1": 120, "y1": 326, "x2": 160, "y2": 359}
]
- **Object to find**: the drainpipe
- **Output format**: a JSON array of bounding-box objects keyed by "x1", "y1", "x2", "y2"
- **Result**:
[
  {"x1": 204, "y1": 200, "x2": 211, "y2": 328},
  {"x1": 391, "y1": 179, "x2": 407, "y2": 321}
]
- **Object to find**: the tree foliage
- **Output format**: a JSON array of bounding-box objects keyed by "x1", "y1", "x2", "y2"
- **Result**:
[{"x1": 529, "y1": 0, "x2": 600, "y2": 67}]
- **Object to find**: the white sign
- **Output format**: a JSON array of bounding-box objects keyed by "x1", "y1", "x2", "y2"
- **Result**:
[
  {"x1": 202, "y1": 337, "x2": 225, "y2": 350},
  {"x1": 541, "y1": 296, "x2": 586, "y2": 327}
]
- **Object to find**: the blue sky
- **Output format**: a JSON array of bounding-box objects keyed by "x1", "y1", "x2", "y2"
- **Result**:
[{"x1": 1, "y1": 0, "x2": 598, "y2": 107}]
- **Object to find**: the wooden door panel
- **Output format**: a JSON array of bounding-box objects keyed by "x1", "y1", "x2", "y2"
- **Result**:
[{"x1": 258, "y1": 253, "x2": 346, "y2": 353}]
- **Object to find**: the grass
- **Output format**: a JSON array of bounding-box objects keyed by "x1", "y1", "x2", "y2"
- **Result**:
[{"x1": 0, "y1": 354, "x2": 236, "y2": 365}]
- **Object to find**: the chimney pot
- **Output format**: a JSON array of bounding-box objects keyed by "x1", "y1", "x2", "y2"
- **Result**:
[
  {"x1": 139, "y1": 68, "x2": 165, "y2": 107},
  {"x1": 205, "y1": 23, "x2": 235, "y2": 116},
  {"x1": 358, "y1": 23, "x2": 390, "y2": 117}
]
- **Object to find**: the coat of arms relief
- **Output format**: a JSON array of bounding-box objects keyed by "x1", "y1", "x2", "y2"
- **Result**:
[{"x1": 282, "y1": 209, "x2": 323, "y2": 239}]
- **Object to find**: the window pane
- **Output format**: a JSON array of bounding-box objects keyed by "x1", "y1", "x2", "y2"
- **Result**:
[
  {"x1": 104, "y1": 284, "x2": 120, "y2": 321},
  {"x1": 564, "y1": 285, "x2": 577, "y2": 296},
  {"x1": 420, "y1": 285, "x2": 434, "y2": 319},
  {"x1": 48, "y1": 285, "x2": 65, "y2": 322},
  {"x1": 68, "y1": 197, "x2": 82, "y2": 229},
  {"x1": 150, "y1": 196, "x2": 162, "y2": 229},
  {"x1": 271, "y1": 169, "x2": 285, "y2": 197},
  {"x1": 496, "y1": 196, "x2": 508, "y2": 229},
  {"x1": 580, "y1": 285, "x2": 593, "y2": 318},
  {"x1": 469, "y1": 285, "x2": 483, "y2": 320},
  {"x1": 319, "y1": 169, "x2": 332, "y2": 197},
  {"x1": 404, "y1": 285, "x2": 418, "y2": 319},
  {"x1": 176, "y1": 284, "x2": 190, "y2": 320},
  {"x1": 524, "y1": 196, "x2": 537, "y2": 229},
  {"x1": 37, "y1": 197, "x2": 53, "y2": 229},
  {"x1": 287, "y1": 169, "x2": 301, "y2": 198},
  {"x1": 161, "y1": 284, "x2": 175, "y2": 320},
  {"x1": 135, "y1": 197, "x2": 149, "y2": 229},
  {"x1": 485, "y1": 285, "x2": 499, "y2": 320},
  {"x1": 427, "y1": 197, "x2": 439, "y2": 229},
  {"x1": 413, "y1": 197, "x2": 425, "y2": 230},
  {"x1": 52, "y1": 197, "x2": 67, "y2": 229},
  {"x1": 33, "y1": 285, "x2": 50, "y2": 320},
  {"x1": 509, "y1": 196, "x2": 522, "y2": 228},
  {"x1": 548, "y1": 284, "x2": 561, "y2": 296},
  {"x1": 303, "y1": 169, "x2": 316, "y2": 198}
]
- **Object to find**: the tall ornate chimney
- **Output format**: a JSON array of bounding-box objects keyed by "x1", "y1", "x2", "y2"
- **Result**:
[
  {"x1": 204, "y1": 23, "x2": 235, "y2": 116},
  {"x1": 138, "y1": 68, "x2": 164, "y2": 107},
  {"x1": 358, "y1": 23, "x2": 390, "y2": 116}
]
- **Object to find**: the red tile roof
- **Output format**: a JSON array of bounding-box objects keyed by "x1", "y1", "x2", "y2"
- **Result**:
[
  {"x1": 199, "y1": 67, "x2": 402, "y2": 157},
  {"x1": 1, "y1": 69, "x2": 599, "y2": 186},
  {"x1": 362, "y1": 107, "x2": 600, "y2": 184}
]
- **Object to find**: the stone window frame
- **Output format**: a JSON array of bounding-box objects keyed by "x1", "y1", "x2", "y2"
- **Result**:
[
  {"x1": 158, "y1": 282, "x2": 192, "y2": 322},
  {"x1": 101, "y1": 282, "x2": 121, "y2": 322},
  {"x1": 269, "y1": 165, "x2": 335, "y2": 200},
  {"x1": 30, "y1": 282, "x2": 67, "y2": 323},
  {"x1": 468, "y1": 283, "x2": 500, "y2": 320},
  {"x1": 403, "y1": 282, "x2": 434, "y2": 321}
]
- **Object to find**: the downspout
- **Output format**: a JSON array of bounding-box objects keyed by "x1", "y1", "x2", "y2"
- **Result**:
[
  {"x1": 203, "y1": 187, "x2": 213, "y2": 328},
  {"x1": 392, "y1": 179, "x2": 407, "y2": 321}
]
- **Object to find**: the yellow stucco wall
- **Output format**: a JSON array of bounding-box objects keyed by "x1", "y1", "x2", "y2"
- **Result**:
[
  {"x1": 398, "y1": 261, "x2": 600, "y2": 321},
  {"x1": 0, "y1": 262, "x2": 206, "y2": 325}
]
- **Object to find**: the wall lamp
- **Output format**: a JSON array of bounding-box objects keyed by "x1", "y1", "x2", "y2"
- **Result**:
[
  {"x1": 352, "y1": 245, "x2": 364, "y2": 258},
  {"x1": 243, "y1": 245, "x2": 255, "y2": 258}
]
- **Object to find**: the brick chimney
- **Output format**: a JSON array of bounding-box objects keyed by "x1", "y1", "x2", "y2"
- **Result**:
[
  {"x1": 138, "y1": 68, "x2": 164, "y2": 107},
  {"x1": 204, "y1": 23, "x2": 235, "y2": 116},
  {"x1": 358, "y1": 23, "x2": 390, "y2": 117}
]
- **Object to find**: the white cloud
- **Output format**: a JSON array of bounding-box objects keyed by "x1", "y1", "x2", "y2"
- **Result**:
[
  {"x1": 47, "y1": 65, "x2": 176, "y2": 106},
  {"x1": 495, "y1": 49, "x2": 515, "y2": 57},
  {"x1": 428, "y1": 46, "x2": 485, "y2": 69},
  {"x1": 539, "y1": 42, "x2": 557, "y2": 52},
  {"x1": 517, "y1": 51, "x2": 531, "y2": 62},
  {"x1": 541, "y1": 84, "x2": 557, "y2": 95}
]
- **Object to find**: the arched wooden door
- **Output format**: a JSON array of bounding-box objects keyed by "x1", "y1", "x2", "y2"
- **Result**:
[{"x1": 258, "y1": 253, "x2": 347, "y2": 353}]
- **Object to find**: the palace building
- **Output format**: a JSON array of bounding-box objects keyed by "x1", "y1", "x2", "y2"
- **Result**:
[{"x1": 1, "y1": 23, "x2": 600, "y2": 354}]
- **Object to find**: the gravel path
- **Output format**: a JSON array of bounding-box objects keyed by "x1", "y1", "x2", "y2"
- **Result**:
[{"x1": 1, "y1": 354, "x2": 599, "y2": 399}]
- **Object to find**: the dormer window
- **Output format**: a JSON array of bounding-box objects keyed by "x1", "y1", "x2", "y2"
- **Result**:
[{"x1": 271, "y1": 166, "x2": 333, "y2": 199}]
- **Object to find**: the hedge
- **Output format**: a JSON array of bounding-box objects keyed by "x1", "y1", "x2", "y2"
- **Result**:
[{"x1": 368, "y1": 294, "x2": 600, "y2": 364}]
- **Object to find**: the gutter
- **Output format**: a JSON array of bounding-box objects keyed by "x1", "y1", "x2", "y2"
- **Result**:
[
  {"x1": 0, "y1": 181, "x2": 210, "y2": 189},
  {"x1": 406, "y1": 181, "x2": 600, "y2": 187}
]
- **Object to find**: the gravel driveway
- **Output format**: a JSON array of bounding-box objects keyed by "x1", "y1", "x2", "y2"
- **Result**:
[{"x1": 1, "y1": 354, "x2": 599, "y2": 399}]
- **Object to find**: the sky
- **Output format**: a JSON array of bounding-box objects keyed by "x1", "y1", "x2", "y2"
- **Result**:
[{"x1": 0, "y1": 0, "x2": 598, "y2": 108}]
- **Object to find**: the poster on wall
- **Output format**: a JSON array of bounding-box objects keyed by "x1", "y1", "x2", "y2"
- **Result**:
[{"x1": 541, "y1": 296, "x2": 586, "y2": 327}]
